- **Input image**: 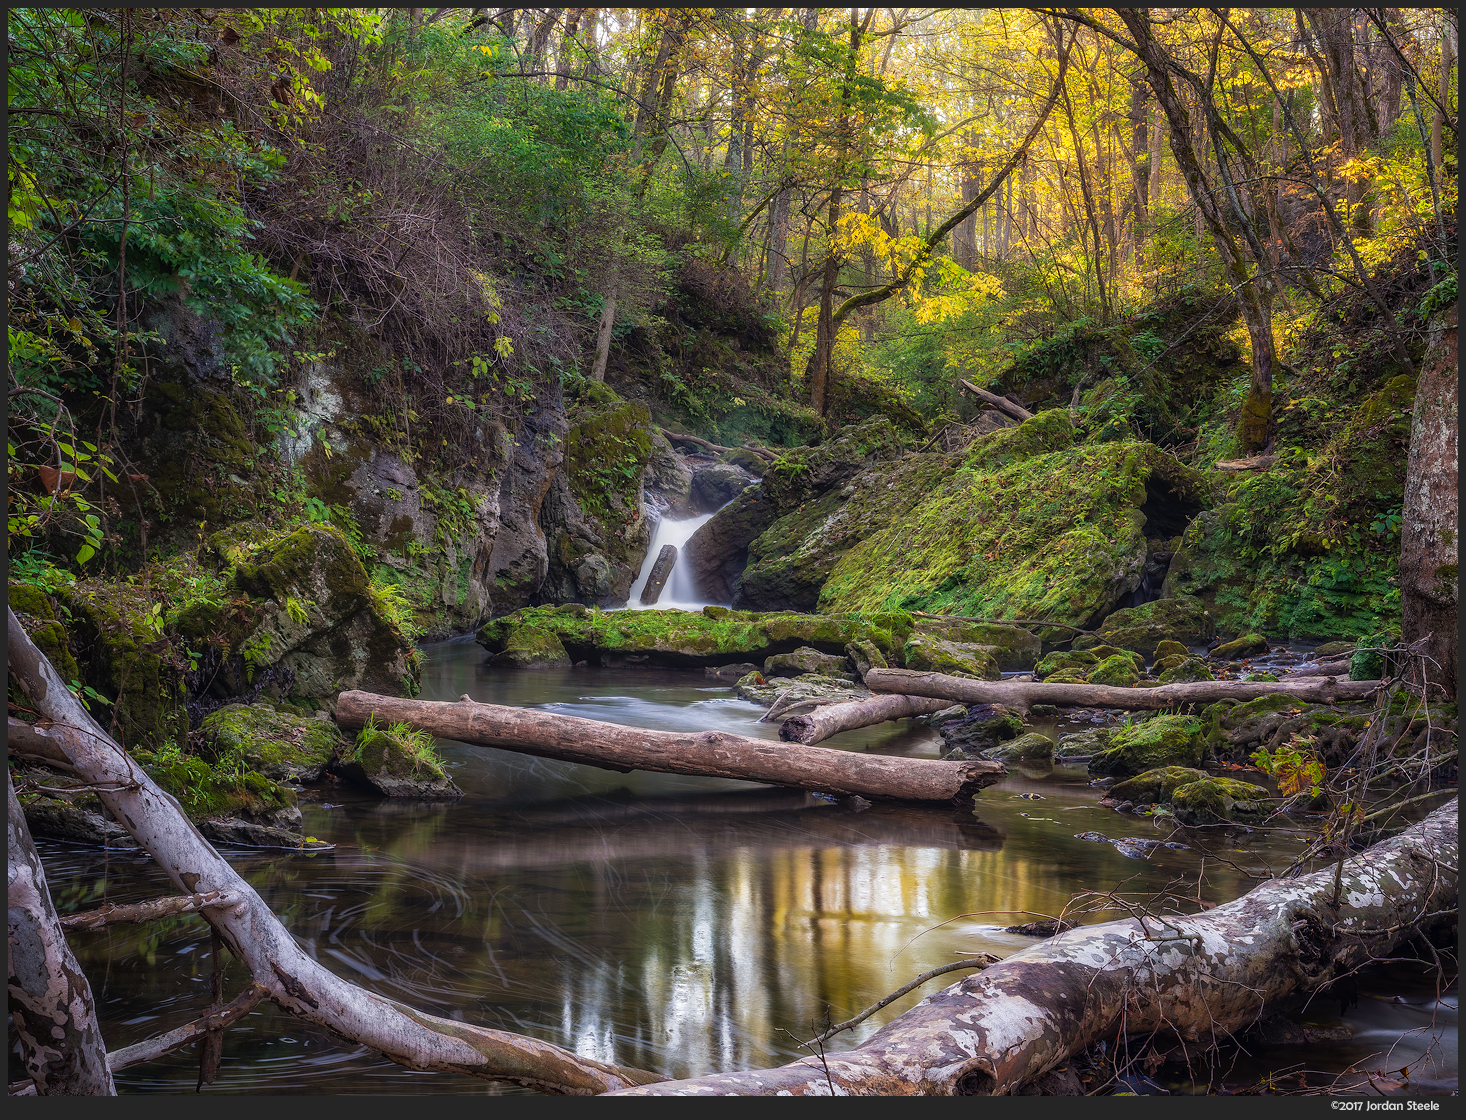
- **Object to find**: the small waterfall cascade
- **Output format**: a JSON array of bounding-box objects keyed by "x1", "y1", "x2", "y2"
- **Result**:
[{"x1": 624, "y1": 511, "x2": 718, "y2": 609}]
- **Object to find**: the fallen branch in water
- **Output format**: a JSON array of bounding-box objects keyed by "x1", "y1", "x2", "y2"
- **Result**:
[
  {"x1": 58, "y1": 891, "x2": 239, "y2": 933},
  {"x1": 606, "y1": 799, "x2": 1457, "y2": 1095},
  {"x1": 659, "y1": 428, "x2": 778, "y2": 462},
  {"x1": 7, "y1": 608, "x2": 665, "y2": 1096},
  {"x1": 335, "y1": 691, "x2": 1004, "y2": 804},
  {"x1": 779, "y1": 694, "x2": 952, "y2": 745},
  {"x1": 865, "y1": 667, "x2": 1383, "y2": 713}
]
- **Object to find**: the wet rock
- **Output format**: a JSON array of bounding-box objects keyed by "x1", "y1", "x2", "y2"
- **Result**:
[
  {"x1": 1082, "y1": 596, "x2": 1216, "y2": 656},
  {"x1": 1036, "y1": 650, "x2": 1100, "y2": 679},
  {"x1": 644, "y1": 429, "x2": 695, "y2": 518},
  {"x1": 1108, "y1": 766, "x2": 1209, "y2": 804},
  {"x1": 1211, "y1": 632, "x2": 1269, "y2": 660},
  {"x1": 1086, "y1": 654, "x2": 1140, "y2": 687},
  {"x1": 492, "y1": 626, "x2": 572, "y2": 669},
  {"x1": 845, "y1": 639, "x2": 888, "y2": 677},
  {"x1": 1157, "y1": 656, "x2": 1215, "y2": 684},
  {"x1": 690, "y1": 462, "x2": 757, "y2": 513},
  {"x1": 1170, "y1": 777, "x2": 1273, "y2": 825},
  {"x1": 1089, "y1": 714, "x2": 1206, "y2": 775},
  {"x1": 1056, "y1": 729, "x2": 1112, "y2": 762},
  {"x1": 902, "y1": 635, "x2": 1001, "y2": 680},
  {"x1": 199, "y1": 818, "x2": 323, "y2": 848},
  {"x1": 683, "y1": 487, "x2": 781, "y2": 602},
  {"x1": 764, "y1": 646, "x2": 854, "y2": 679},
  {"x1": 985, "y1": 732, "x2": 1055, "y2": 762},
  {"x1": 1313, "y1": 640, "x2": 1357, "y2": 658},
  {"x1": 21, "y1": 799, "x2": 138, "y2": 848},
  {"x1": 331, "y1": 723, "x2": 462, "y2": 800},
  {"x1": 937, "y1": 705, "x2": 1024, "y2": 755},
  {"x1": 733, "y1": 670, "x2": 867, "y2": 709},
  {"x1": 1004, "y1": 918, "x2": 1075, "y2": 937},
  {"x1": 704, "y1": 662, "x2": 760, "y2": 681}
]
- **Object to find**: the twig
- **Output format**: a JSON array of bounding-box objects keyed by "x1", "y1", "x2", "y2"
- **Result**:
[
  {"x1": 59, "y1": 890, "x2": 237, "y2": 933},
  {"x1": 801, "y1": 956, "x2": 1000, "y2": 1047}
]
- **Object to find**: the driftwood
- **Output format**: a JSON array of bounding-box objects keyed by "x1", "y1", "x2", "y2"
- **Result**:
[
  {"x1": 335, "y1": 691, "x2": 1004, "y2": 804},
  {"x1": 865, "y1": 667, "x2": 1383, "y2": 712},
  {"x1": 608, "y1": 799, "x2": 1458, "y2": 1095},
  {"x1": 659, "y1": 428, "x2": 777, "y2": 462},
  {"x1": 7, "y1": 771, "x2": 116, "y2": 1095},
  {"x1": 639, "y1": 544, "x2": 677, "y2": 605},
  {"x1": 7, "y1": 608, "x2": 665, "y2": 1095},
  {"x1": 779, "y1": 694, "x2": 953, "y2": 745},
  {"x1": 1213, "y1": 453, "x2": 1277, "y2": 471},
  {"x1": 58, "y1": 891, "x2": 239, "y2": 933},
  {"x1": 956, "y1": 379, "x2": 1034, "y2": 422}
]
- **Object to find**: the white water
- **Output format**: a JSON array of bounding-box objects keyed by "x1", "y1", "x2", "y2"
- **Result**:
[{"x1": 623, "y1": 511, "x2": 718, "y2": 610}]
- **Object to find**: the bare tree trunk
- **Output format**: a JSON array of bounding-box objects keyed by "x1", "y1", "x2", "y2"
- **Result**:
[
  {"x1": 335, "y1": 691, "x2": 1004, "y2": 804},
  {"x1": 607, "y1": 800, "x2": 1458, "y2": 1095},
  {"x1": 589, "y1": 289, "x2": 616, "y2": 381},
  {"x1": 8, "y1": 772, "x2": 117, "y2": 1096},
  {"x1": 864, "y1": 667, "x2": 1382, "y2": 715},
  {"x1": 1400, "y1": 303, "x2": 1458, "y2": 700},
  {"x1": 6, "y1": 609, "x2": 664, "y2": 1095},
  {"x1": 779, "y1": 694, "x2": 952, "y2": 745},
  {"x1": 1434, "y1": 21, "x2": 1453, "y2": 175}
]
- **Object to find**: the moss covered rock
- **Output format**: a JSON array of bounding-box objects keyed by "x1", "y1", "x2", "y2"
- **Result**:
[
  {"x1": 1054, "y1": 728, "x2": 1113, "y2": 758},
  {"x1": 333, "y1": 723, "x2": 461, "y2": 799},
  {"x1": 764, "y1": 647, "x2": 853, "y2": 678},
  {"x1": 1158, "y1": 657, "x2": 1215, "y2": 684},
  {"x1": 9, "y1": 583, "x2": 81, "y2": 684},
  {"x1": 1153, "y1": 639, "x2": 1190, "y2": 661},
  {"x1": 1043, "y1": 667, "x2": 1089, "y2": 684},
  {"x1": 493, "y1": 626, "x2": 572, "y2": 669},
  {"x1": 901, "y1": 635, "x2": 1001, "y2": 680},
  {"x1": 1036, "y1": 649, "x2": 1100, "y2": 678},
  {"x1": 1087, "y1": 654, "x2": 1141, "y2": 687},
  {"x1": 683, "y1": 486, "x2": 783, "y2": 603},
  {"x1": 199, "y1": 702, "x2": 343, "y2": 783},
  {"x1": 733, "y1": 671, "x2": 868, "y2": 709},
  {"x1": 910, "y1": 617, "x2": 1041, "y2": 671},
  {"x1": 962, "y1": 408, "x2": 1077, "y2": 472},
  {"x1": 133, "y1": 746, "x2": 301, "y2": 830},
  {"x1": 845, "y1": 639, "x2": 888, "y2": 677},
  {"x1": 1090, "y1": 714, "x2": 1206, "y2": 775},
  {"x1": 1108, "y1": 766, "x2": 1208, "y2": 804},
  {"x1": 936, "y1": 705, "x2": 1025, "y2": 756},
  {"x1": 477, "y1": 605, "x2": 910, "y2": 670},
  {"x1": 818, "y1": 427, "x2": 1208, "y2": 636},
  {"x1": 986, "y1": 731, "x2": 1055, "y2": 762},
  {"x1": 1083, "y1": 596, "x2": 1216, "y2": 655},
  {"x1": 1170, "y1": 777, "x2": 1273, "y2": 825},
  {"x1": 1212, "y1": 633, "x2": 1269, "y2": 659}
]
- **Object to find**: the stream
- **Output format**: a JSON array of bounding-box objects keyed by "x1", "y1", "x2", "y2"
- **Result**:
[{"x1": 16, "y1": 638, "x2": 1457, "y2": 1095}]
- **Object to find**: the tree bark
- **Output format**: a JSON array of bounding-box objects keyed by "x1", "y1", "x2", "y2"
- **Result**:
[
  {"x1": 6, "y1": 609, "x2": 664, "y2": 1095},
  {"x1": 335, "y1": 691, "x2": 1004, "y2": 804},
  {"x1": 606, "y1": 800, "x2": 1458, "y2": 1095},
  {"x1": 1400, "y1": 303, "x2": 1458, "y2": 700},
  {"x1": 865, "y1": 667, "x2": 1382, "y2": 714},
  {"x1": 589, "y1": 289, "x2": 616, "y2": 381},
  {"x1": 8, "y1": 771, "x2": 117, "y2": 1095},
  {"x1": 779, "y1": 694, "x2": 953, "y2": 746},
  {"x1": 639, "y1": 544, "x2": 677, "y2": 605}
]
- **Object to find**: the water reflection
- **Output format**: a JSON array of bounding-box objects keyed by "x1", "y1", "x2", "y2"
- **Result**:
[{"x1": 16, "y1": 635, "x2": 1454, "y2": 1094}]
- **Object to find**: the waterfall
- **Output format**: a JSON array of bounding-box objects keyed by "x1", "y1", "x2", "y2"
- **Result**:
[{"x1": 624, "y1": 511, "x2": 718, "y2": 610}]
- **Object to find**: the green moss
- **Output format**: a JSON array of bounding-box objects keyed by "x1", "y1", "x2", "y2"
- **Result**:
[
  {"x1": 1036, "y1": 649, "x2": 1100, "y2": 678},
  {"x1": 1109, "y1": 766, "x2": 1209, "y2": 804},
  {"x1": 901, "y1": 635, "x2": 1001, "y2": 680},
  {"x1": 1171, "y1": 776, "x2": 1273, "y2": 825},
  {"x1": 1086, "y1": 654, "x2": 1140, "y2": 687},
  {"x1": 818, "y1": 439, "x2": 1208, "y2": 634},
  {"x1": 8, "y1": 583, "x2": 57, "y2": 619},
  {"x1": 563, "y1": 399, "x2": 654, "y2": 523},
  {"x1": 133, "y1": 745, "x2": 297, "y2": 823},
  {"x1": 200, "y1": 703, "x2": 341, "y2": 782},
  {"x1": 986, "y1": 731, "x2": 1055, "y2": 761},
  {"x1": 1153, "y1": 639, "x2": 1189, "y2": 660},
  {"x1": 352, "y1": 722, "x2": 446, "y2": 782},
  {"x1": 1158, "y1": 657, "x2": 1215, "y2": 684},
  {"x1": 1212, "y1": 633, "x2": 1269, "y2": 659},
  {"x1": 1084, "y1": 596, "x2": 1216, "y2": 655},
  {"x1": 962, "y1": 409, "x2": 1077, "y2": 472},
  {"x1": 1090, "y1": 714, "x2": 1206, "y2": 775}
]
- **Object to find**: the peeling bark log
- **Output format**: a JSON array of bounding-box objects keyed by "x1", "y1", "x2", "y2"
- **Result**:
[
  {"x1": 7, "y1": 771, "x2": 116, "y2": 1095},
  {"x1": 608, "y1": 800, "x2": 1458, "y2": 1095},
  {"x1": 6, "y1": 608, "x2": 663, "y2": 1095},
  {"x1": 865, "y1": 667, "x2": 1383, "y2": 713},
  {"x1": 58, "y1": 890, "x2": 238, "y2": 933},
  {"x1": 779, "y1": 694, "x2": 952, "y2": 745},
  {"x1": 335, "y1": 691, "x2": 1003, "y2": 804}
]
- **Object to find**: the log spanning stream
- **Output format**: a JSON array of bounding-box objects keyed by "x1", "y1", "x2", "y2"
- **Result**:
[{"x1": 24, "y1": 637, "x2": 1457, "y2": 1095}]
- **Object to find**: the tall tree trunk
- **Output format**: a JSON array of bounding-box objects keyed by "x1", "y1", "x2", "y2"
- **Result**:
[
  {"x1": 1400, "y1": 303, "x2": 1458, "y2": 700},
  {"x1": 1434, "y1": 21, "x2": 1453, "y2": 175},
  {"x1": 8, "y1": 772, "x2": 117, "y2": 1095},
  {"x1": 554, "y1": 8, "x2": 582, "y2": 90},
  {"x1": 589, "y1": 289, "x2": 616, "y2": 382}
]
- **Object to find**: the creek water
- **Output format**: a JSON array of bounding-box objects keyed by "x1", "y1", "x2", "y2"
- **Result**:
[
  {"x1": 624, "y1": 512, "x2": 717, "y2": 610},
  {"x1": 16, "y1": 636, "x2": 1456, "y2": 1095}
]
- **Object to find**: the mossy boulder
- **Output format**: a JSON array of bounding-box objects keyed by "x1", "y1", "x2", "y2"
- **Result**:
[
  {"x1": 765, "y1": 647, "x2": 853, "y2": 679},
  {"x1": 901, "y1": 635, "x2": 1001, "y2": 680},
  {"x1": 1082, "y1": 596, "x2": 1216, "y2": 656},
  {"x1": 1043, "y1": 667, "x2": 1089, "y2": 684},
  {"x1": 1090, "y1": 714, "x2": 1206, "y2": 775},
  {"x1": 818, "y1": 428, "x2": 1208, "y2": 637},
  {"x1": 936, "y1": 705, "x2": 1024, "y2": 756},
  {"x1": 132, "y1": 746, "x2": 301, "y2": 830},
  {"x1": 1086, "y1": 654, "x2": 1141, "y2": 687},
  {"x1": 735, "y1": 453, "x2": 954, "y2": 612},
  {"x1": 333, "y1": 723, "x2": 461, "y2": 800},
  {"x1": 199, "y1": 702, "x2": 343, "y2": 783},
  {"x1": 1314, "y1": 641, "x2": 1357, "y2": 657},
  {"x1": 986, "y1": 732, "x2": 1055, "y2": 762},
  {"x1": 690, "y1": 462, "x2": 758, "y2": 513},
  {"x1": 9, "y1": 583, "x2": 81, "y2": 685},
  {"x1": 1158, "y1": 657, "x2": 1215, "y2": 684},
  {"x1": 1036, "y1": 649, "x2": 1100, "y2": 678},
  {"x1": 734, "y1": 671, "x2": 868, "y2": 709},
  {"x1": 1211, "y1": 633, "x2": 1269, "y2": 660},
  {"x1": 1153, "y1": 639, "x2": 1190, "y2": 661},
  {"x1": 1108, "y1": 766, "x2": 1209, "y2": 805},
  {"x1": 910, "y1": 617, "x2": 1041, "y2": 671},
  {"x1": 845, "y1": 639, "x2": 888, "y2": 677},
  {"x1": 229, "y1": 523, "x2": 420, "y2": 705},
  {"x1": 477, "y1": 605, "x2": 910, "y2": 670},
  {"x1": 1170, "y1": 777, "x2": 1273, "y2": 826},
  {"x1": 682, "y1": 487, "x2": 782, "y2": 603},
  {"x1": 493, "y1": 626, "x2": 572, "y2": 669},
  {"x1": 962, "y1": 407, "x2": 1078, "y2": 472},
  {"x1": 1055, "y1": 728, "x2": 1112, "y2": 758}
]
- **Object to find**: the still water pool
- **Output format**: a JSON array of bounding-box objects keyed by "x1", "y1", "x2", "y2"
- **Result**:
[{"x1": 18, "y1": 635, "x2": 1456, "y2": 1094}]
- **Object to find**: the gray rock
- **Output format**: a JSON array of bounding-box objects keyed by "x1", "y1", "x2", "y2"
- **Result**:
[
  {"x1": 764, "y1": 646, "x2": 854, "y2": 678},
  {"x1": 690, "y1": 463, "x2": 757, "y2": 513},
  {"x1": 22, "y1": 800, "x2": 138, "y2": 848},
  {"x1": 704, "y1": 662, "x2": 761, "y2": 681},
  {"x1": 200, "y1": 818, "x2": 320, "y2": 848}
]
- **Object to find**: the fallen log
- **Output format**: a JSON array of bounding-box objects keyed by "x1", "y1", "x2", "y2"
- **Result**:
[
  {"x1": 956, "y1": 379, "x2": 1034, "y2": 422},
  {"x1": 659, "y1": 428, "x2": 777, "y2": 462},
  {"x1": 7, "y1": 608, "x2": 664, "y2": 1095},
  {"x1": 1278, "y1": 660, "x2": 1353, "y2": 679},
  {"x1": 779, "y1": 694, "x2": 953, "y2": 745},
  {"x1": 335, "y1": 691, "x2": 1003, "y2": 804},
  {"x1": 640, "y1": 544, "x2": 678, "y2": 605},
  {"x1": 865, "y1": 667, "x2": 1383, "y2": 713},
  {"x1": 607, "y1": 798, "x2": 1458, "y2": 1095}
]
